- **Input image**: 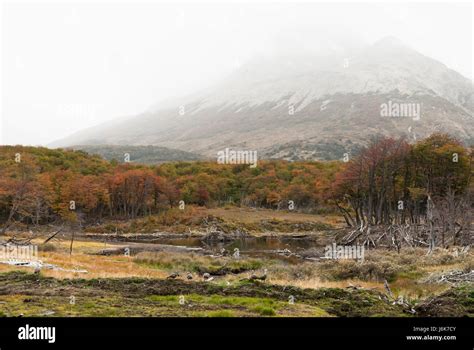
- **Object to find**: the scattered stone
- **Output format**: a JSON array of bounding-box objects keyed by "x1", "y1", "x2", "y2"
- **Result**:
[
  {"x1": 167, "y1": 272, "x2": 180, "y2": 279},
  {"x1": 202, "y1": 272, "x2": 214, "y2": 281},
  {"x1": 40, "y1": 310, "x2": 55, "y2": 316},
  {"x1": 346, "y1": 283, "x2": 362, "y2": 290},
  {"x1": 249, "y1": 269, "x2": 267, "y2": 281}
]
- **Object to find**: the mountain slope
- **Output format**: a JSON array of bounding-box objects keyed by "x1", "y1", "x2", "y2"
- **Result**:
[{"x1": 51, "y1": 37, "x2": 474, "y2": 160}]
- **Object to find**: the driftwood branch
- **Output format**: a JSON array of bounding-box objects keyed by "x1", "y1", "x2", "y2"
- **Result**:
[{"x1": 43, "y1": 226, "x2": 64, "y2": 244}]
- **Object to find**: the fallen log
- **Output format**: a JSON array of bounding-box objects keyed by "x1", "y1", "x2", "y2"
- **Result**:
[
  {"x1": 94, "y1": 244, "x2": 205, "y2": 256},
  {"x1": 43, "y1": 226, "x2": 64, "y2": 244}
]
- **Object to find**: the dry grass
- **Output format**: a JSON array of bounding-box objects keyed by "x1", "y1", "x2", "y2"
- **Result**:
[
  {"x1": 268, "y1": 277, "x2": 383, "y2": 291},
  {"x1": 1, "y1": 235, "x2": 470, "y2": 304},
  {"x1": 258, "y1": 247, "x2": 473, "y2": 300},
  {"x1": 0, "y1": 238, "x2": 168, "y2": 279},
  {"x1": 207, "y1": 207, "x2": 343, "y2": 227},
  {"x1": 75, "y1": 205, "x2": 341, "y2": 234},
  {"x1": 38, "y1": 252, "x2": 168, "y2": 279},
  {"x1": 315, "y1": 248, "x2": 473, "y2": 282}
]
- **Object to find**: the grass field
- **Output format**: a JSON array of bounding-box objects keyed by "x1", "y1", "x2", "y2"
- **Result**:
[{"x1": 0, "y1": 208, "x2": 472, "y2": 317}]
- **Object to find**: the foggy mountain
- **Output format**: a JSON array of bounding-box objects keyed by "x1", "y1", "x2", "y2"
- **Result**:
[{"x1": 51, "y1": 36, "x2": 474, "y2": 160}]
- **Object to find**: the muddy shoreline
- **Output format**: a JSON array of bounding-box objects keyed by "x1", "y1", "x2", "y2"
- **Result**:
[{"x1": 79, "y1": 231, "x2": 331, "y2": 262}]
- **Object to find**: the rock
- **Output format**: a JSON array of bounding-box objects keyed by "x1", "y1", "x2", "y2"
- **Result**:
[
  {"x1": 167, "y1": 272, "x2": 180, "y2": 279},
  {"x1": 249, "y1": 269, "x2": 268, "y2": 282},
  {"x1": 346, "y1": 284, "x2": 362, "y2": 290},
  {"x1": 250, "y1": 274, "x2": 267, "y2": 281},
  {"x1": 40, "y1": 310, "x2": 55, "y2": 316}
]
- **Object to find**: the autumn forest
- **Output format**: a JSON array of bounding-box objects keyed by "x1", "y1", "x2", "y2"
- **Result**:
[{"x1": 0, "y1": 133, "x2": 471, "y2": 242}]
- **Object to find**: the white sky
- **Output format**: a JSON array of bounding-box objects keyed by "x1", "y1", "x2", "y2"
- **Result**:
[{"x1": 1, "y1": 0, "x2": 472, "y2": 145}]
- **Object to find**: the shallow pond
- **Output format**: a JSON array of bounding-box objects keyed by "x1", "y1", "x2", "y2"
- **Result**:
[
  {"x1": 144, "y1": 236, "x2": 324, "y2": 262},
  {"x1": 156, "y1": 236, "x2": 315, "y2": 251}
]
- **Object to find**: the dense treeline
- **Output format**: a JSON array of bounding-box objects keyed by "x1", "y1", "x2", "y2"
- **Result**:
[
  {"x1": 331, "y1": 134, "x2": 472, "y2": 248},
  {"x1": 0, "y1": 134, "x2": 472, "y2": 247},
  {"x1": 0, "y1": 145, "x2": 340, "y2": 230}
]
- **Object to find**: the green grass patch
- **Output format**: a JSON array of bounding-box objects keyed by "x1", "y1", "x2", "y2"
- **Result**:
[{"x1": 134, "y1": 251, "x2": 263, "y2": 275}]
